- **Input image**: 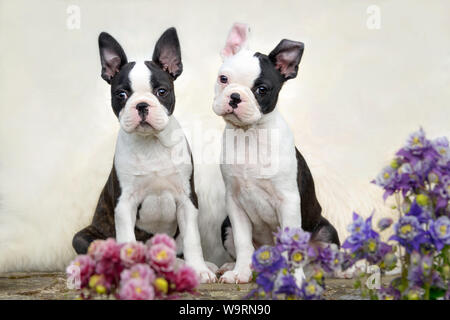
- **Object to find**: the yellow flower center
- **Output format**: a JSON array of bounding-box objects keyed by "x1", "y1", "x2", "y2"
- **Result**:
[
  {"x1": 156, "y1": 250, "x2": 167, "y2": 261},
  {"x1": 440, "y1": 225, "x2": 447, "y2": 236},
  {"x1": 74, "y1": 261, "x2": 80, "y2": 266},
  {"x1": 135, "y1": 287, "x2": 142, "y2": 294},
  {"x1": 96, "y1": 285, "x2": 106, "y2": 294},
  {"x1": 132, "y1": 271, "x2": 140, "y2": 278},
  {"x1": 383, "y1": 172, "x2": 390, "y2": 179},
  {"x1": 293, "y1": 234, "x2": 299, "y2": 241},
  {"x1": 292, "y1": 252, "x2": 303, "y2": 262},
  {"x1": 385, "y1": 295, "x2": 394, "y2": 300},
  {"x1": 334, "y1": 258, "x2": 339, "y2": 265},
  {"x1": 412, "y1": 137, "x2": 421, "y2": 146},
  {"x1": 367, "y1": 240, "x2": 377, "y2": 252},
  {"x1": 154, "y1": 277, "x2": 168, "y2": 293},
  {"x1": 439, "y1": 148, "x2": 446, "y2": 155},
  {"x1": 306, "y1": 284, "x2": 316, "y2": 294},
  {"x1": 401, "y1": 224, "x2": 412, "y2": 234},
  {"x1": 313, "y1": 270, "x2": 323, "y2": 280},
  {"x1": 89, "y1": 275, "x2": 100, "y2": 288},
  {"x1": 259, "y1": 250, "x2": 270, "y2": 261},
  {"x1": 126, "y1": 247, "x2": 134, "y2": 257}
]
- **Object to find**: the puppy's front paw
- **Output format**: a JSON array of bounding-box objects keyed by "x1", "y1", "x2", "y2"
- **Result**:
[
  {"x1": 191, "y1": 264, "x2": 218, "y2": 284},
  {"x1": 219, "y1": 268, "x2": 252, "y2": 284}
]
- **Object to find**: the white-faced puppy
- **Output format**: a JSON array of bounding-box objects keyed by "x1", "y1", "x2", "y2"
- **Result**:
[
  {"x1": 72, "y1": 28, "x2": 217, "y2": 283},
  {"x1": 214, "y1": 23, "x2": 340, "y2": 284}
]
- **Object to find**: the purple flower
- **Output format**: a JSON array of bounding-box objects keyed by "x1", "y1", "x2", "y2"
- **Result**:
[
  {"x1": 432, "y1": 136, "x2": 450, "y2": 165},
  {"x1": 301, "y1": 279, "x2": 323, "y2": 300},
  {"x1": 120, "y1": 263, "x2": 156, "y2": 284},
  {"x1": 429, "y1": 216, "x2": 450, "y2": 251},
  {"x1": 119, "y1": 278, "x2": 155, "y2": 300},
  {"x1": 316, "y1": 244, "x2": 343, "y2": 273},
  {"x1": 391, "y1": 215, "x2": 426, "y2": 252},
  {"x1": 377, "y1": 218, "x2": 393, "y2": 231},
  {"x1": 252, "y1": 245, "x2": 286, "y2": 273},
  {"x1": 377, "y1": 285, "x2": 401, "y2": 300},
  {"x1": 407, "y1": 253, "x2": 444, "y2": 289},
  {"x1": 343, "y1": 212, "x2": 379, "y2": 252},
  {"x1": 274, "y1": 274, "x2": 300, "y2": 297},
  {"x1": 397, "y1": 128, "x2": 438, "y2": 165},
  {"x1": 256, "y1": 272, "x2": 275, "y2": 293},
  {"x1": 274, "y1": 227, "x2": 310, "y2": 251},
  {"x1": 406, "y1": 201, "x2": 432, "y2": 224}
]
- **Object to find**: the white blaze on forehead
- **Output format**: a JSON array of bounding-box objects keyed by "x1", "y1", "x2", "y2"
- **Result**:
[
  {"x1": 220, "y1": 50, "x2": 261, "y2": 88},
  {"x1": 129, "y1": 62, "x2": 152, "y2": 94}
]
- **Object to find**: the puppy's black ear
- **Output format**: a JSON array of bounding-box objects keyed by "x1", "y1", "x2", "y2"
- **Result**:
[
  {"x1": 152, "y1": 27, "x2": 182, "y2": 80},
  {"x1": 99, "y1": 32, "x2": 128, "y2": 84},
  {"x1": 269, "y1": 39, "x2": 304, "y2": 81}
]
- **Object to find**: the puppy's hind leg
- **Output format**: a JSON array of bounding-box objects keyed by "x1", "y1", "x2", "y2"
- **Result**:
[
  {"x1": 311, "y1": 216, "x2": 340, "y2": 247},
  {"x1": 72, "y1": 225, "x2": 105, "y2": 254}
]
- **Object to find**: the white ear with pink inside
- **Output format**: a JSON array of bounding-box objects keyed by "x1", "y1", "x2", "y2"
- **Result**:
[{"x1": 220, "y1": 22, "x2": 251, "y2": 59}]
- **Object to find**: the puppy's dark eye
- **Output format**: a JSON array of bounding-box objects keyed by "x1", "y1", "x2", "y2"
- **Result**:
[
  {"x1": 116, "y1": 91, "x2": 128, "y2": 100},
  {"x1": 256, "y1": 86, "x2": 268, "y2": 95},
  {"x1": 219, "y1": 75, "x2": 228, "y2": 84},
  {"x1": 156, "y1": 88, "x2": 168, "y2": 97}
]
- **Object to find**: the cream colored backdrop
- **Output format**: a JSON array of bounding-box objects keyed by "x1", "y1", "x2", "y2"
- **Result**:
[{"x1": 0, "y1": 0, "x2": 448, "y2": 271}]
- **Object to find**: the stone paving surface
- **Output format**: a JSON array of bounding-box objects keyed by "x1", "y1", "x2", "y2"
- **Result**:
[{"x1": 0, "y1": 272, "x2": 396, "y2": 300}]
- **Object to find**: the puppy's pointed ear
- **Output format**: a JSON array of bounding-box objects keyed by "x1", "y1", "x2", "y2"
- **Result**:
[
  {"x1": 221, "y1": 23, "x2": 250, "y2": 59},
  {"x1": 99, "y1": 32, "x2": 128, "y2": 84},
  {"x1": 269, "y1": 39, "x2": 304, "y2": 80},
  {"x1": 152, "y1": 27, "x2": 183, "y2": 80}
]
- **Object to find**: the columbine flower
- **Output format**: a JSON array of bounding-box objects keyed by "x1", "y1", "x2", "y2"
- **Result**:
[
  {"x1": 274, "y1": 227, "x2": 310, "y2": 251},
  {"x1": 317, "y1": 244, "x2": 343, "y2": 273},
  {"x1": 274, "y1": 274, "x2": 300, "y2": 297},
  {"x1": 120, "y1": 263, "x2": 155, "y2": 284},
  {"x1": 252, "y1": 245, "x2": 286, "y2": 273},
  {"x1": 146, "y1": 243, "x2": 176, "y2": 273},
  {"x1": 174, "y1": 265, "x2": 199, "y2": 293},
  {"x1": 432, "y1": 136, "x2": 450, "y2": 164},
  {"x1": 301, "y1": 279, "x2": 323, "y2": 300},
  {"x1": 147, "y1": 233, "x2": 177, "y2": 251},
  {"x1": 120, "y1": 242, "x2": 146, "y2": 267},
  {"x1": 374, "y1": 166, "x2": 395, "y2": 189},
  {"x1": 391, "y1": 215, "x2": 425, "y2": 252},
  {"x1": 119, "y1": 278, "x2": 155, "y2": 300},
  {"x1": 377, "y1": 218, "x2": 393, "y2": 231},
  {"x1": 407, "y1": 254, "x2": 445, "y2": 289},
  {"x1": 429, "y1": 216, "x2": 450, "y2": 251},
  {"x1": 343, "y1": 212, "x2": 379, "y2": 252},
  {"x1": 377, "y1": 285, "x2": 401, "y2": 300}
]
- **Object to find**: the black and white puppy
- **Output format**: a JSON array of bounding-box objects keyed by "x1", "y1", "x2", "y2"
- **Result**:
[
  {"x1": 214, "y1": 23, "x2": 340, "y2": 283},
  {"x1": 72, "y1": 28, "x2": 217, "y2": 283}
]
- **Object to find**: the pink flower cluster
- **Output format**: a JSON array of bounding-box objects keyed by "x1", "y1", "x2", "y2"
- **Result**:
[{"x1": 66, "y1": 234, "x2": 199, "y2": 300}]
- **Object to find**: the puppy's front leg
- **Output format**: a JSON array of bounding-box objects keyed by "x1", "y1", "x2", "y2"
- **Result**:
[
  {"x1": 177, "y1": 198, "x2": 217, "y2": 283},
  {"x1": 277, "y1": 190, "x2": 305, "y2": 285},
  {"x1": 219, "y1": 195, "x2": 254, "y2": 284},
  {"x1": 114, "y1": 194, "x2": 137, "y2": 243},
  {"x1": 277, "y1": 190, "x2": 302, "y2": 229}
]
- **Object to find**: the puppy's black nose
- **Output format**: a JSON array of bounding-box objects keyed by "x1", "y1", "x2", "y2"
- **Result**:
[
  {"x1": 229, "y1": 92, "x2": 241, "y2": 109},
  {"x1": 136, "y1": 102, "x2": 149, "y2": 119}
]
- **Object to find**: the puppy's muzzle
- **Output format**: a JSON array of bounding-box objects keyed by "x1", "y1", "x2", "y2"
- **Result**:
[
  {"x1": 136, "y1": 102, "x2": 149, "y2": 121},
  {"x1": 228, "y1": 92, "x2": 241, "y2": 109}
]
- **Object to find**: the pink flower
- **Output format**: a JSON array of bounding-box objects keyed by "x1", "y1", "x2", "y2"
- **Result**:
[
  {"x1": 120, "y1": 264, "x2": 156, "y2": 284},
  {"x1": 146, "y1": 243, "x2": 176, "y2": 273},
  {"x1": 120, "y1": 242, "x2": 146, "y2": 267},
  {"x1": 66, "y1": 255, "x2": 95, "y2": 288},
  {"x1": 88, "y1": 238, "x2": 121, "y2": 263},
  {"x1": 174, "y1": 265, "x2": 199, "y2": 292},
  {"x1": 119, "y1": 278, "x2": 155, "y2": 300},
  {"x1": 147, "y1": 233, "x2": 177, "y2": 251}
]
